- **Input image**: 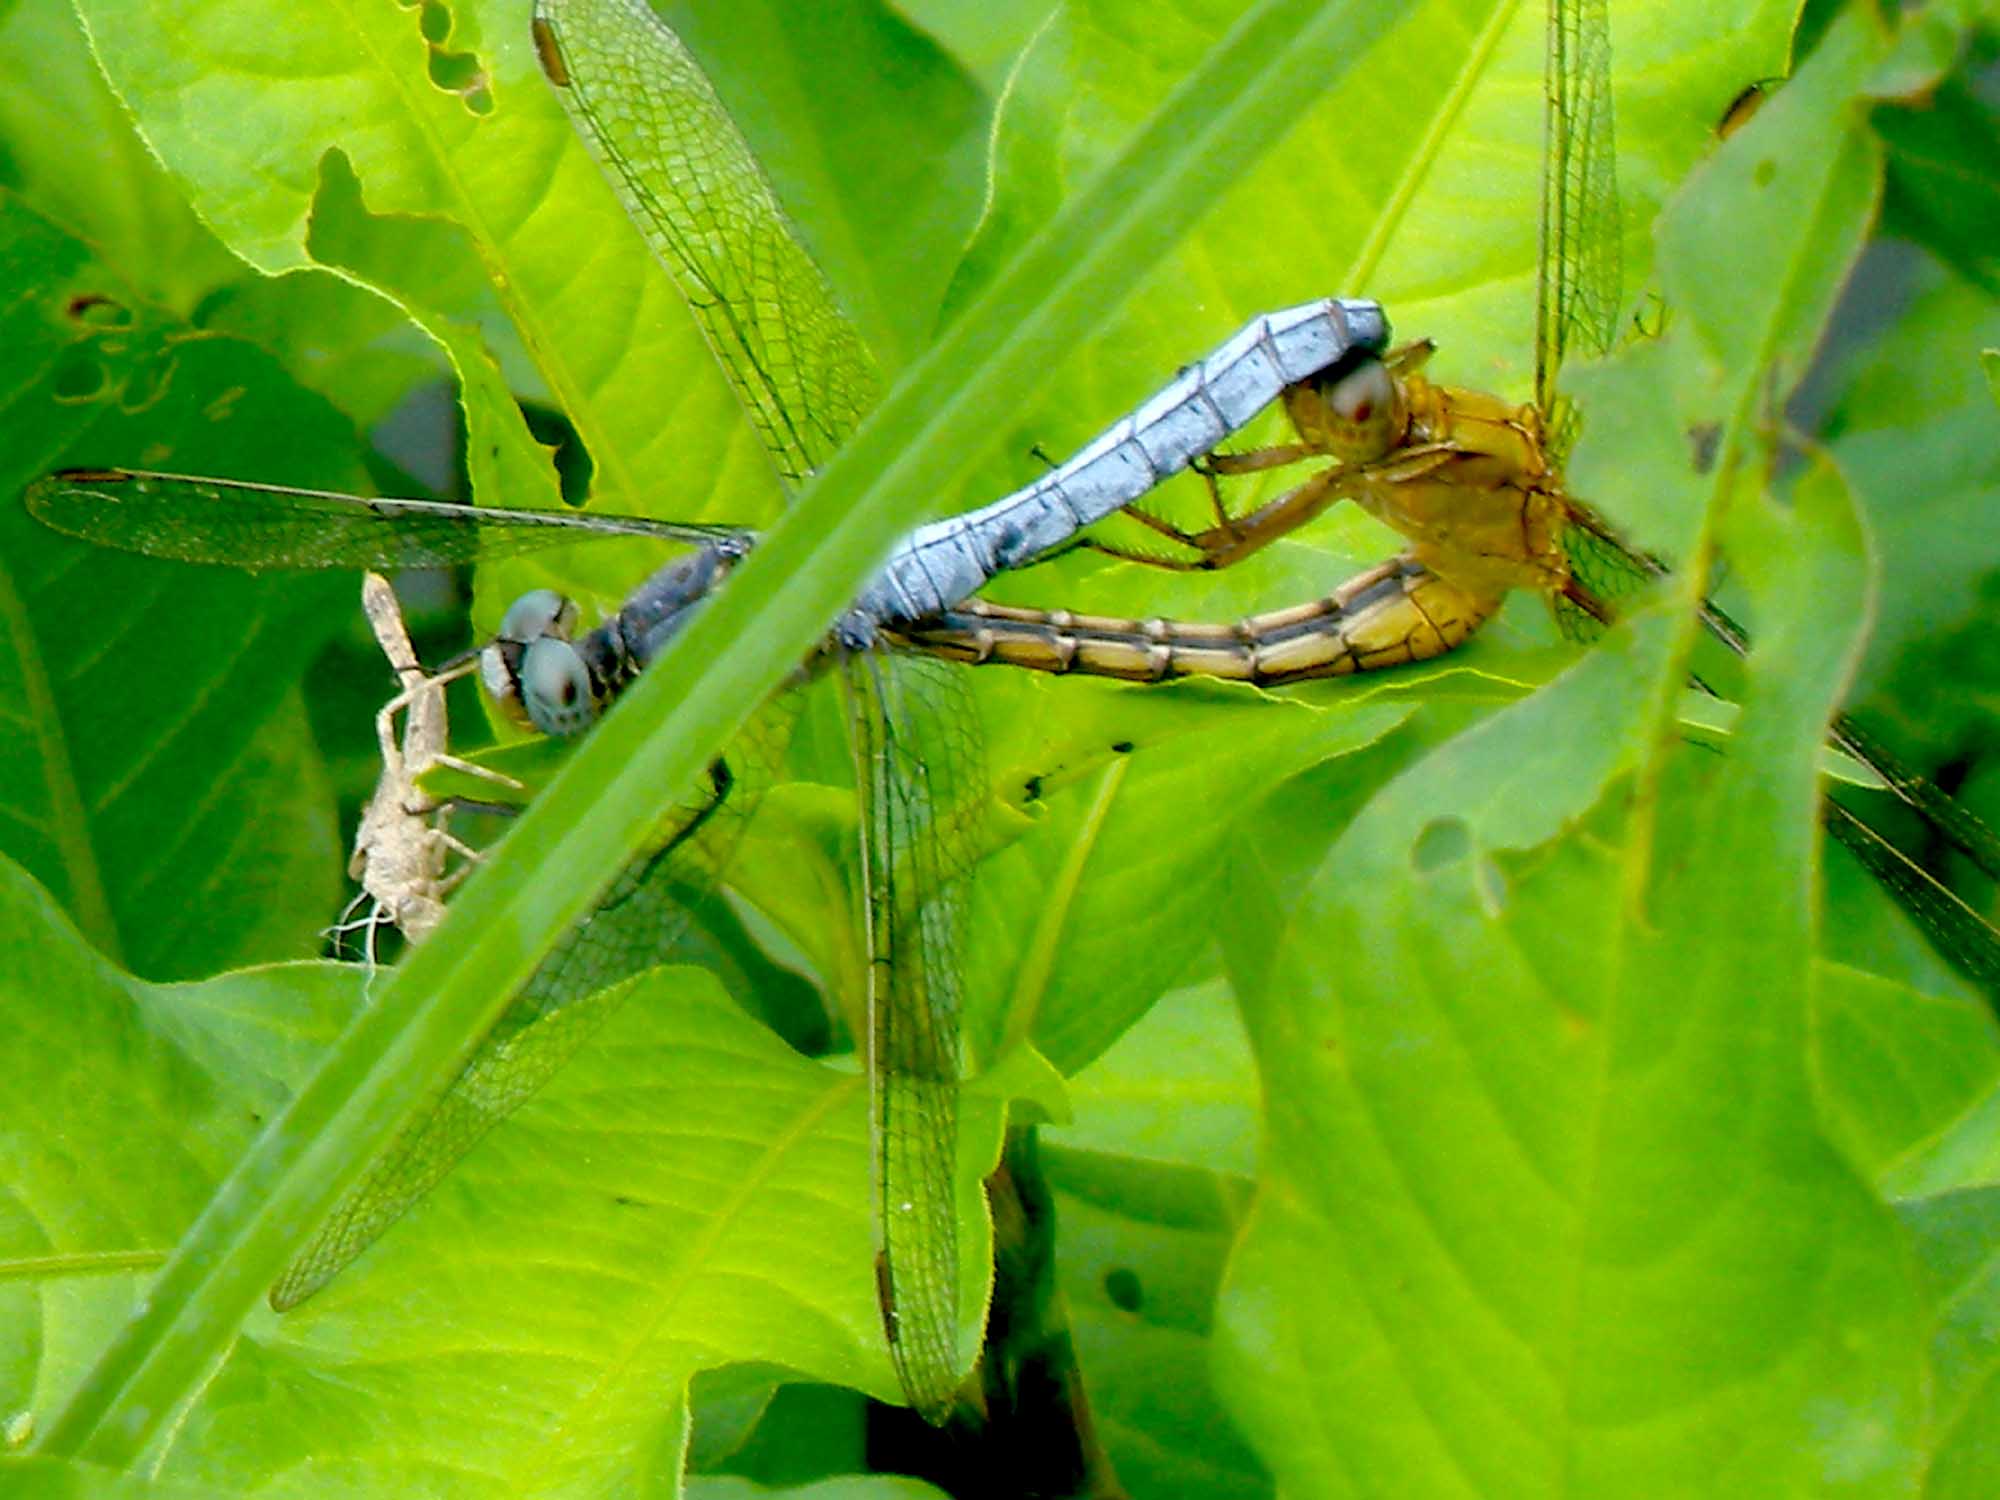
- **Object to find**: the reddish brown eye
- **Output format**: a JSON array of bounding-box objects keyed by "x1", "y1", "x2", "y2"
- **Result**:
[
  {"x1": 1309, "y1": 354, "x2": 1401, "y2": 464},
  {"x1": 1329, "y1": 359, "x2": 1392, "y2": 425}
]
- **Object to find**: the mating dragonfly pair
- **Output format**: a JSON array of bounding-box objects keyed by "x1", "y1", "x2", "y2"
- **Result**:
[{"x1": 27, "y1": 0, "x2": 1999, "y2": 1426}]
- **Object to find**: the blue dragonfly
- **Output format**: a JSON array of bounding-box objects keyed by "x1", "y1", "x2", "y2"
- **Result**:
[{"x1": 22, "y1": 0, "x2": 1388, "y2": 1421}]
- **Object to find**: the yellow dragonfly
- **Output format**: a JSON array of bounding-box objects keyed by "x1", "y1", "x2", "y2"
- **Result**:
[{"x1": 896, "y1": 0, "x2": 2000, "y2": 996}]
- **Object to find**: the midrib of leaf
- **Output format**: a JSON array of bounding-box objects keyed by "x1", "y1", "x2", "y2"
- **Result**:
[
  {"x1": 0, "y1": 527, "x2": 120, "y2": 965},
  {"x1": 1342, "y1": 0, "x2": 1522, "y2": 293},
  {"x1": 1004, "y1": 753, "x2": 1131, "y2": 1051},
  {"x1": 43, "y1": 0, "x2": 1409, "y2": 1464},
  {"x1": 513, "y1": 1052, "x2": 864, "y2": 1492}
]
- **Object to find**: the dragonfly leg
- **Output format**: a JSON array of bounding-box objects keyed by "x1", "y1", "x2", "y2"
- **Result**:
[
  {"x1": 1086, "y1": 432, "x2": 1461, "y2": 575},
  {"x1": 1082, "y1": 464, "x2": 1347, "y2": 573},
  {"x1": 1198, "y1": 452, "x2": 1236, "y2": 531},
  {"x1": 1079, "y1": 503, "x2": 1238, "y2": 571},
  {"x1": 416, "y1": 751, "x2": 527, "y2": 801},
  {"x1": 430, "y1": 847, "x2": 478, "y2": 899},
  {"x1": 372, "y1": 666, "x2": 523, "y2": 792},
  {"x1": 1198, "y1": 441, "x2": 1313, "y2": 476}
]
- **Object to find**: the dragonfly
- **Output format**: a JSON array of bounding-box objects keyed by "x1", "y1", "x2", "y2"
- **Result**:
[
  {"x1": 21, "y1": 0, "x2": 1387, "y2": 1422},
  {"x1": 891, "y1": 0, "x2": 2000, "y2": 996}
]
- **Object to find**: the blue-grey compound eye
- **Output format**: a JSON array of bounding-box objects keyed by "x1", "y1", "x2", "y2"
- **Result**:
[
  {"x1": 498, "y1": 588, "x2": 577, "y2": 645},
  {"x1": 520, "y1": 637, "x2": 598, "y2": 737}
]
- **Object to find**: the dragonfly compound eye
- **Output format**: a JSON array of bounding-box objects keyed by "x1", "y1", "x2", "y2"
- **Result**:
[
  {"x1": 497, "y1": 587, "x2": 579, "y2": 645},
  {"x1": 521, "y1": 637, "x2": 599, "y2": 738},
  {"x1": 1319, "y1": 356, "x2": 1400, "y2": 461}
]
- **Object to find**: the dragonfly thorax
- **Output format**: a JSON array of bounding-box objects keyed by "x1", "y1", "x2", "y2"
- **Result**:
[{"x1": 1349, "y1": 373, "x2": 1573, "y2": 601}]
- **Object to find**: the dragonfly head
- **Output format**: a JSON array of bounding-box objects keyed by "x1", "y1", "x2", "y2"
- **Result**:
[
  {"x1": 1283, "y1": 348, "x2": 1408, "y2": 465},
  {"x1": 481, "y1": 588, "x2": 601, "y2": 738}
]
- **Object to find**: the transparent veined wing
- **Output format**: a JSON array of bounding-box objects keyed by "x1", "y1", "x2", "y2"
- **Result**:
[
  {"x1": 277, "y1": 0, "x2": 978, "y2": 1424},
  {"x1": 1536, "y1": 0, "x2": 1620, "y2": 467},
  {"x1": 843, "y1": 650, "x2": 983, "y2": 1420},
  {"x1": 532, "y1": 0, "x2": 979, "y2": 1416},
  {"x1": 273, "y1": 708, "x2": 790, "y2": 1307},
  {"x1": 532, "y1": 0, "x2": 880, "y2": 488},
  {"x1": 279, "y1": 0, "x2": 881, "y2": 1294},
  {"x1": 26, "y1": 467, "x2": 743, "y2": 569}
]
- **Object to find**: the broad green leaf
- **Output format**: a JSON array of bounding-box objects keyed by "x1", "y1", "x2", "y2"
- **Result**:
[
  {"x1": 1815, "y1": 964, "x2": 2000, "y2": 1182},
  {"x1": 1202, "y1": 9, "x2": 1987, "y2": 1491},
  {"x1": 0, "y1": 859, "x2": 360, "y2": 1441},
  {"x1": 1045, "y1": 982, "x2": 1268, "y2": 1499},
  {"x1": 0, "y1": 849, "x2": 999, "y2": 1490},
  {"x1": 963, "y1": 676, "x2": 1420, "y2": 1073},
  {"x1": 1817, "y1": 257, "x2": 2000, "y2": 783},
  {"x1": 0, "y1": 1455, "x2": 238, "y2": 1499},
  {"x1": 1895, "y1": 1185, "x2": 2000, "y2": 1497},
  {"x1": 657, "y1": 0, "x2": 989, "y2": 367},
  {"x1": 686, "y1": 1479, "x2": 945, "y2": 1500},
  {"x1": 76, "y1": 0, "x2": 765, "y2": 541},
  {"x1": 0, "y1": 3, "x2": 240, "y2": 313},
  {"x1": 0, "y1": 3, "x2": 446, "y2": 439},
  {"x1": 0, "y1": 198, "x2": 355, "y2": 978}
]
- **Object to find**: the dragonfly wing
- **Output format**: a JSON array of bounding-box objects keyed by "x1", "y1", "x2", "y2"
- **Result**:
[
  {"x1": 271, "y1": 698, "x2": 796, "y2": 1308},
  {"x1": 532, "y1": 0, "x2": 880, "y2": 489},
  {"x1": 1551, "y1": 501, "x2": 1667, "y2": 640},
  {"x1": 1528, "y1": 0, "x2": 2000, "y2": 995},
  {"x1": 535, "y1": 0, "x2": 988, "y2": 1424},
  {"x1": 1827, "y1": 714, "x2": 2000, "y2": 885},
  {"x1": 845, "y1": 652, "x2": 982, "y2": 1421},
  {"x1": 1536, "y1": 0, "x2": 1621, "y2": 464},
  {"x1": 1824, "y1": 799, "x2": 2000, "y2": 1007},
  {"x1": 26, "y1": 468, "x2": 743, "y2": 570}
]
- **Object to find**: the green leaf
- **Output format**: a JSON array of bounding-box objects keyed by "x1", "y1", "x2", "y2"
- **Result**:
[
  {"x1": 0, "y1": 198, "x2": 356, "y2": 978},
  {"x1": 0, "y1": 858, "x2": 360, "y2": 1444},
  {"x1": 1046, "y1": 982, "x2": 1269, "y2": 1498},
  {"x1": 8, "y1": 0, "x2": 1997, "y2": 1489},
  {"x1": 0, "y1": 1454, "x2": 240, "y2": 1499},
  {"x1": 0, "y1": 848, "x2": 998, "y2": 1490},
  {"x1": 1201, "y1": 9, "x2": 1991, "y2": 1490}
]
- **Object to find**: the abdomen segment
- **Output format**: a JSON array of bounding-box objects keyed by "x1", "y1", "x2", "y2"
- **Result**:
[{"x1": 897, "y1": 556, "x2": 1498, "y2": 685}]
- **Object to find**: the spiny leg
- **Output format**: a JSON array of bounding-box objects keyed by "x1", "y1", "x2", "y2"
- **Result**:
[
  {"x1": 1077, "y1": 432, "x2": 1467, "y2": 574},
  {"x1": 1078, "y1": 464, "x2": 1346, "y2": 572}
]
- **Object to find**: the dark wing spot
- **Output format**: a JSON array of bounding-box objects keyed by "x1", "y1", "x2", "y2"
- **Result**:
[{"x1": 531, "y1": 15, "x2": 570, "y2": 85}]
